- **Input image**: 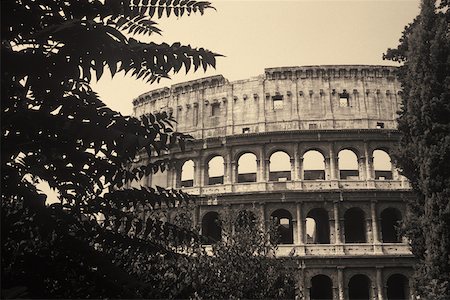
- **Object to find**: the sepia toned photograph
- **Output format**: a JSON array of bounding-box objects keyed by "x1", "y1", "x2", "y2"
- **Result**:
[{"x1": 2, "y1": 0, "x2": 449, "y2": 299}]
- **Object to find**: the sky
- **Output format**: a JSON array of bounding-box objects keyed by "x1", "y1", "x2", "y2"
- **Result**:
[{"x1": 91, "y1": 0, "x2": 421, "y2": 116}]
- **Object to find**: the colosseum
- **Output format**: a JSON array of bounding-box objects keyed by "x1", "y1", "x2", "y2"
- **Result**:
[{"x1": 132, "y1": 65, "x2": 416, "y2": 300}]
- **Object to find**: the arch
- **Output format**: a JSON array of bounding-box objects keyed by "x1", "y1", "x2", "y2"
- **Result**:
[
  {"x1": 387, "y1": 274, "x2": 409, "y2": 300},
  {"x1": 373, "y1": 149, "x2": 393, "y2": 180},
  {"x1": 344, "y1": 207, "x2": 367, "y2": 243},
  {"x1": 303, "y1": 150, "x2": 325, "y2": 180},
  {"x1": 269, "y1": 151, "x2": 291, "y2": 181},
  {"x1": 348, "y1": 274, "x2": 371, "y2": 300},
  {"x1": 271, "y1": 209, "x2": 294, "y2": 244},
  {"x1": 237, "y1": 152, "x2": 257, "y2": 183},
  {"x1": 306, "y1": 208, "x2": 330, "y2": 244},
  {"x1": 338, "y1": 149, "x2": 359, "y2": 180},
  {"x1": 310, "y1": 274, "x2": 333, "y2": 300},
  {"x1": 381, "y1": 207, "x2": 402, "y2": 243},
  {"x1": 207, "y1": 156, "x2": 224, "y2": 185},
  {"x1": 181, "y1": 160, "x2": 194, "y2": 187},
  {"x1": 202, "y1": 211, "x2": 221, "y2": 244}
]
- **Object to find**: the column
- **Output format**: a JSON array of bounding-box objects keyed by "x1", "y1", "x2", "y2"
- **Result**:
[
  {"x1": 337, "y1": 267, "x2": 345, "y2": 300},
  {"x1": 293, "y1": 145, "x2": 300, "y2": 181},
  {"x1": 296, "y1": 202, "x2": 304, "y2": 245},
  {"x1": 371, "y1": 201, "x2": 380, "y2": 243},
  {"x1": 358, "y1": 156, "x2": 366, "y2": 180},
  {"x1": 231, "y1": 160, "x2": 237, "y2": 184},
  {"x1": 329, "y1": 145, "x2": 337, "y2": 180},
  {"x1": 364, "y1": 143, "x2": 374, "y2": 180},
  {"x1": 333, "y1": 201, "x2": 342, "y2": 244},
  {"x1": 324, "y1": 157, "x2": 331, "y2": 180},
  {"x1": 194, "y1": 158, "x2": 204, "y2": 187},
  {"x1": 372, "y1": 201, "x2": 383, "y2": 253},
  {"x1": 224, "y1": 148, "x2": 232, "y2": 184},
  {"x1": 290, "y1": 158, "x2": 296, "y2": 181},
  {"x1": 257, "y1": 146, "x2": 267, "y2": 182},
  {"x1": 376, "y1": 267, "x2": 384, "y2": 300}
]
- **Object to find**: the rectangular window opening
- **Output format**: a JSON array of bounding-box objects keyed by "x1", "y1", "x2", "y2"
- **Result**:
[
  {"x1": 242, "y1": 127, "x2": 250, "y2": 134},
  {"x1": 376, "y1": 122, "x2": 385, "y2": 129},
  {"x1": 211, "y1": 103, "x2": 220, "y2": 116},
  {"x1": 272, "y1": 95, "x2": 284, "y2": 110},
  {"x1": 339, "y1": 92, "x2": 350, "y2": 107}
]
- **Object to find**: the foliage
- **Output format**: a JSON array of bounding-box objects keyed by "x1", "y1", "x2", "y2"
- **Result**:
[
  {"x1": 186, "y1": 208, "x2": 297, "y2": 299},
  {"x1": 1, "y1": 0, "x2": 220, "y2": 298},
  {"x1": 384, "y1": 0, "x2": 450, "y2": 297}
]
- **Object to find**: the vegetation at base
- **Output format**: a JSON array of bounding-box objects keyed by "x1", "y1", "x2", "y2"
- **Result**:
[
  {"x1": 384, "y1": 0, "x2": 450, "y2": 298},
  {"x1": 2, "y1": 0, "x2": 219, "y2": 298}
]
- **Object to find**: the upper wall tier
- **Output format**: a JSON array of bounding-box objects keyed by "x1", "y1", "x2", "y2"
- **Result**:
[{"x1": 132, "y1": 65, "x2": 401, "y2": 139}]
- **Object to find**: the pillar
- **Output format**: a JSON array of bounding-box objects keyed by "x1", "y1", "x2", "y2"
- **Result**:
[
  {"x1": 371, "y1": 201, "x2": 380, "y2": 243},
  {"x1": 365, "y1": 143, "x2": 374, "y2": 180},
  {"x1": 333, "y1": 201, "x2": 342, "y2": 244},
  {"x1": 224, "y1": 148, "x2": 232, "y2": 184},
  {"x1": 296, "y1": 202, "x2": 304, "y2": 245},
  {"x1": 337, "y1": 267, "x2": 345, "y2": 300},
  {"x1": 293, "y1": 145, "x2": 300, "y2": 181},
  {"x1": 358, "y1": 156, "x2": 366, "y2": 180},
  {"x1": 376, "y1": 267, "x2": 384, "y2": 300},
  {"x1": 329, "y1": 145, "x2": 337, "y2": 180},
  {"x1": 325, "y1": 157, "x2": 331, "y2": 180},
  {"x1": 194, "y1": 158, "x2": 204, "y2": 187}
]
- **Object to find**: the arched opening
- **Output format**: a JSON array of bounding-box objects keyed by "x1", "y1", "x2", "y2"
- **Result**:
[
  {"x1": 344, "y1": 208, "x2": 366, "y2": 243},
  {"x1": 306, "y1": 208, "x2": 330, "y2": 244},
  {"x1": 235, "y1": 210, "x2": 257, "y2": 231},
  {"x1": 238, "y1": 153, "x2": 257, "y2": 183},
  {"x1": 207, "y1": 156, "x2": 224, "y2": 185},
  {"x1": 202, "y1": 212, "x2": 221, "y2": 244},
  {"x1": 348, "y1": 274, "x2": 371, "y2": 299},
  {"x1": 269, "y1": 151, "x2": 291, "y2": 181},
  {"x1": 387, "y1": 274, "x2": 409, "y2": 300},
  {"x1": 271, "y1": 209, "x2": 293, "y2": 244},
  {"x1": 303, "y1": 150, "x2": 325, "y2": 180},
  {"x1": 181, "y1": 160, "x2": 194, "y2": 187},
  {"x1": 381, "y1": 208, "x2": 402, "y2": 243},
  {"x1": 310, "y1": 274, "x2": 333, "y2": 300},
  {"x1": 338, "y1": 149, "x2": 359, "y2": 180},
  {"x1": 374, "y1": 150, "x2": 393, "y2": 180}
]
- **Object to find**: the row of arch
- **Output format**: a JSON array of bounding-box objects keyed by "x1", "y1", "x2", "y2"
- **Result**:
[
  {"x1": 202, "y1": 207, "x2": 402, "y2": 245},
  {"x1": 310, "y1": 273, "x2": 409, "y2": 300},
  {"x1": 181, "y1": 149, "x2": 394, "y2": 187}
]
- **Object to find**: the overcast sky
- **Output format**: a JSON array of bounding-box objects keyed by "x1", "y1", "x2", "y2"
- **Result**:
[{"x1": 91, "y1": 0, "x2": 420, "y2": 116}]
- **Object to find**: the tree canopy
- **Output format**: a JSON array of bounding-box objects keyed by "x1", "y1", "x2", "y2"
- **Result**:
[
  {"x1": 384, "y1": 0, "x2": 450, "y2": 297},
  {"x1": 1, "y1": 0, "x2": 220, "y2": 298}
]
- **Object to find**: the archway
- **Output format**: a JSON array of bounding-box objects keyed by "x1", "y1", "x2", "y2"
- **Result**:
[
  {"x1": 381, "y1": 208, "x2": 402, "y2": 243},
  {"x1": 202, "y1": 212, "x2": 221, "y2": 244},
  {"x1": 207, "y1": 156, "x2": 224, "y2": 185},
  {"x1": 181, "y1": 160, "x2": 194, "y2": 187},
  {"x1": 373, "y1": 150, "x2": 393, "y2": 180},
  {"x1": 348, "y1": 274, "x2": 371, "y2": 300},
  {"x1": 306, "y1": 208, "x2": 330, "y2": 244},
  {"x1": 338, "y1": 149, "x2": 359, "y2": 180},
  {"x1": 271, "y1": 209, "x2": 293, "y2": 244},
  {"x1": 269, "y1": 151, "x2": 291, "y2": 181},
  {"x1": 310, "y1": 274, "x2": 333, "y2": 300},
  {"x1": 344, "y1": 207, "x2": 366, "y2": 243},
  {"x1": 237, "y1": 153, "x2": 257, "y2": 183},
  {"x1": 387, "y1": 274, "x2": 409, "y2": 300},
  {"x1": 303, "y1": 150, "x2": 325, "y2": 180}
]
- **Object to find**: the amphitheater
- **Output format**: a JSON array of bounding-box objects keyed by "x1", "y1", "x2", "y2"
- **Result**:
[{"x1": 132, "y1": 65, "x2": 416, "y2": 300}]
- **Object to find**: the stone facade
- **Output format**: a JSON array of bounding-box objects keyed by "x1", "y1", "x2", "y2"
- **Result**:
[{"x1": 132, "y1": 65, "x2": 416, "y2": 300}]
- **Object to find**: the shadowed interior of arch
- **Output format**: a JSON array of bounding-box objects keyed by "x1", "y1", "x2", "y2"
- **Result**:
[
  {"x1": 348, "y1": 274, "x2": 371, "y2": 300},
  {"x1": 310, "y1": 274, "x2": 333, "y2": 300},
  {"x1": 306, "y1": 208, "x2": 330, "y2": 244},
  {"x1": 271, "y1": 209, "x2": 294, "y2": 244},
  {"x1": 387, "y1": 273, "x2": 409, "y2": 300}
]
